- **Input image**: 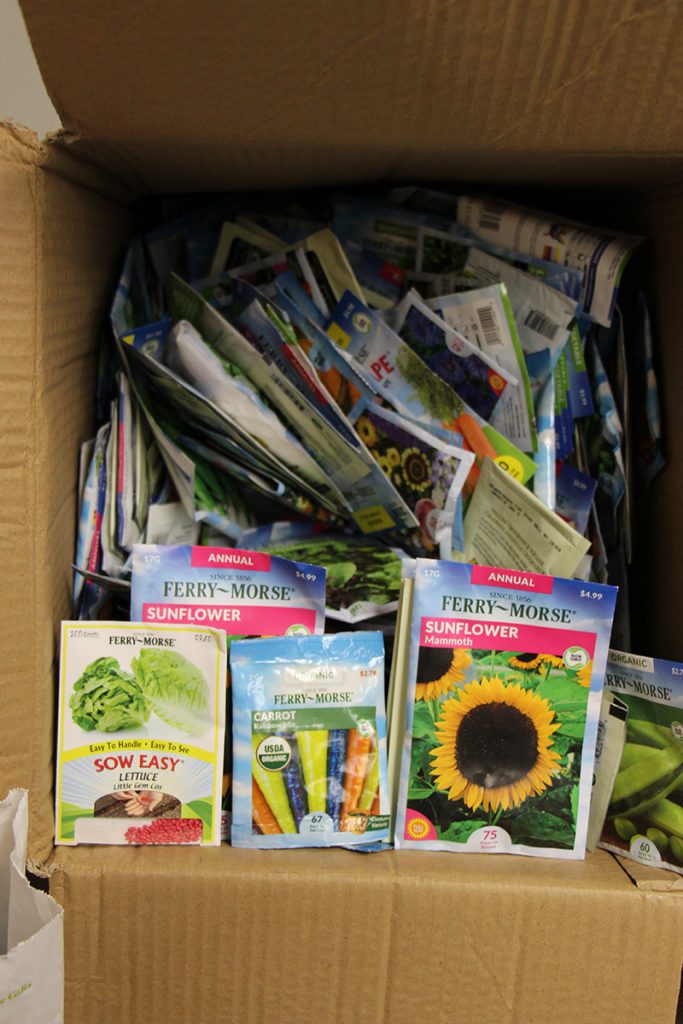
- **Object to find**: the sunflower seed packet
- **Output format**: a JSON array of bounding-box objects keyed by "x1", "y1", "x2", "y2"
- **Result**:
[{"x1": 395, "y1": 561, "x2": 617, "y2": 858}]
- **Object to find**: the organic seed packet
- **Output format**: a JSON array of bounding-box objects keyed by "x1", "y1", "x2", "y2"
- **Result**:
[
  {"x1": 131, "y1": 543, "x2": 327, "y2": 838},
  {"x1": 599, "y1": 650, "x2": 683, "y2": 875},
  {"x1": 55, "y1": 621, "x2": 226, "y2": 846},
  {"x1": 394, "y1": 560, "x2": 617, "y2": 858},
  {"x1": 231, "y1": 632, "x2": 390, "y2": 848}
]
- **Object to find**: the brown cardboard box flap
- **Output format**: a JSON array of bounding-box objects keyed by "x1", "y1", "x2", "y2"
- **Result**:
[
  {"x1": 0, "y1": 122, "x2": 130, "y2": 863},
  {"x1": 51, "y1": 845, "x2": 683, "y2": 1024},
  {"x1": 20, "y1": 0, "x2": 683, "y2": 193}
]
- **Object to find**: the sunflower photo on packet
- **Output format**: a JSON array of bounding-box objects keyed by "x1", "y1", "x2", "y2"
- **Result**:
[
  {"x1": 230, "y1": 632, "x2": 390, "y2": 848},
  {"x1": 394, "y1": 561, "x2": 617, "y2": 858}
]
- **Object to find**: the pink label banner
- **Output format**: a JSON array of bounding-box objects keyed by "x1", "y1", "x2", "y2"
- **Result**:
[
  {"x1": 471, "y1": 565, "x2": 554, "y2": 593},
  {"x1": 142, "y1": 604, "x2": 315, "y2": 633},
  {"x1": 420, "y1": 617, "x2": 596, "y2": 658},
  {"x1": 190, "y1": 547, "x2": 271, "y2": 571}
]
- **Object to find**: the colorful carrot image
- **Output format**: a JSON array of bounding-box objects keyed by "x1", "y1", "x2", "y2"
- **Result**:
[
  {"x1": 297, "y1": 729, "x2": 329, "y2": 813},
  {"x1": 341, "y1": 728, "x2": 373, "y2": 831},
  {"x1": 326, "y1": 728, "x2": 348, "y2": 827},
  {"x1": 251, "y1": 779, "x2": 282, "y2": 835},
  {"x1": 281, "y1": 738, "x2": 309, "y2": 828},
  {"x1": 357, "y1": 742, "x2": 380, "y2": 813},
  {"x1": 251, "y1": 734, "x2": 297, "y2": 834}
]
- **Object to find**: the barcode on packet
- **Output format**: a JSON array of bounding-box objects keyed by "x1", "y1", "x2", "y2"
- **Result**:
[
  {"x1": 476, "y1": 303, "x2": 504, "y2": 348},
  {"x1": 478, "y1": 203, "x2": 504, "y2": 233},
  {"x1": 594, "y1": 718, "x2": 606, "y2": 762},
  {"x1": 524, "y1": 309, "x2": 560, "y2": 341}
]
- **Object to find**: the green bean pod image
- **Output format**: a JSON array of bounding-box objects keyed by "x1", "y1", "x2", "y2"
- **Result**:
[
  {"x1": 608, "y1": 742, "x2": 683, "y2": 818},
  {"x1": 643, "y1": 798, "x2": 683, "y2": 842}
]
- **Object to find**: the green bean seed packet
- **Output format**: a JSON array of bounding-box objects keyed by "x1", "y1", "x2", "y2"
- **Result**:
[{"x1": 600, "y1": 649, "x2": 683, "y2": 875}]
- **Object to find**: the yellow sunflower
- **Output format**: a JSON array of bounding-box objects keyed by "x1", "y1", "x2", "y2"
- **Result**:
[
  {"x1": 401, "y1": 447, "x2": 431, "y2": 492},
  {"x1": 387, "y1": 447, "x2": 401, "y2": 467},
  {"x1": 356, "y1": 415, "x2": 378, "y2": 447},
  {"x1": 509, "y1": 652, "x2": 544, "y2": 672},
  {"x1": 577, "y1": 661, "x2": 593, "y2": 687},
  {"x1": 415, "y1": 647, "x2": 471, "y2": 701},
  {"x1": 540, "y1": 654, "x2": 565, "y2": 669},
  {"x1": 430, "y1": 675, "x2": 562, "y2": 813},
  {"x1": 376, "y1": 454, "x2": 392, "y2": 475}
]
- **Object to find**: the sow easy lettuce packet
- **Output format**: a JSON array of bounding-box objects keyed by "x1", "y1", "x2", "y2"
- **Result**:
[
  {"x1": 395, "y1": 561, "x2": 618, "y2": 859},
  {"x1": 231, "y1": 632, "x2": 390, "y2": 848},
  {"x1": 55, "y1": 621, "x2": 227, "y2": 846},
  {"x1": 599, "y1": 649, "x2": 683, "y2": 876}
]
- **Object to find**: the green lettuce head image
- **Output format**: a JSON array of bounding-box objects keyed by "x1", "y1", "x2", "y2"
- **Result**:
[
  {"x1": 132, "y1": 649, "x2": 211, "y2": 735},
  {"x1": 69, "y1": 657, "x2": 150, "y2": 733}
]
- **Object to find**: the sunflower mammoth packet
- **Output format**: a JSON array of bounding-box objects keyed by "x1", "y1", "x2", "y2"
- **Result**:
[
  {"x1": 230, "y1": 632, "x2": 390, "y2": 848},
  {"x1": 394, "y1": 561, "x2": 617, "y2": 858}
]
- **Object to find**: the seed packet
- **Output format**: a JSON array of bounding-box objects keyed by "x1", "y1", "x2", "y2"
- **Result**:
[
  {"x1": 55, "y1": 621, "x2": 227, "y2": 846},
  {"x1": 427, "y1": 284, "x2": 536, "y2": 453},
  {"x1": 554, "y1": 464, "x2": 597, "y2": 535},
  {"x1": 210, "y1": 221, "x2": 281, "y2": 275},
  {"x1": 239, "y1": 522, "x2": 409, "y2": 624},
  {"x1": 353, "y1": 403, "x2": 474, "y2": 558},
  {"x1": 393, "y1": 290, "x2": 516, "y2": 422},
  {"x1": 599, "y1": 649, "x2": 683, "y2": 875},
  {"x1": 73, "y1": 425, "x2": 109, "y2": 610},
  {"x1": 457, "y1": 195, "x2": 642, "y2": 327},
  {"x1": 395, "y1": 560, "x2": 618, "y2": 858},
  {"x1": 462, "y1": 457, "x2": 590, "y2": 578},
  {"x1": 464, "y1": 247, "x2": 579, "y2": 367},
  {"x1": 566, "y1": 323, "x2": 594, "y2": 420},
  {"x1": 231, "y1": 632, "x2": 390, "y2": 848},
  {"x1": 131, "y1": 543, "x2": 327, "y2": 838},
  {"x1": 586, "y1": 690, "x2": 628, "y2": 852}
]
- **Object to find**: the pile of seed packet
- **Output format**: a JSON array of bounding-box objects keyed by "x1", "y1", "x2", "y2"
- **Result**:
[{"x1": 65, "y1": 186, "x2": 675, "y2": 861}]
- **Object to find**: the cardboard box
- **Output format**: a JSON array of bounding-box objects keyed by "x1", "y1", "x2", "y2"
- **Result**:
[{"x1": 1, "y1": 1, "x2": 682, "y2": 1020}]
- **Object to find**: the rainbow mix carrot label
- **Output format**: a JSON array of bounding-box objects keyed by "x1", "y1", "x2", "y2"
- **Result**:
[
  {"x1": 231, "y1": 632, "x2": 390, "y2": 847},
  {"x1": 395, "y1": 561, "x2": 617, "y2": 858}
]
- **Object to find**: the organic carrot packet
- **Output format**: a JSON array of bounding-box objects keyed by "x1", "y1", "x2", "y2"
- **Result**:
[
  {"x1": 55, "y1": 621, "x2": 226, "y2": 846},
  {"x1": 130, "y1": 543, "x2": 326, "y2": 838},
  {"x1": 598, "y1": 650, "x2": 683, "y2": 875},
  {"x1": 394, "y1": 561, "x2": 617, "y2": 858},
  {"x1": 230, "y1": 632, "x2": 390, "y2": 848}
]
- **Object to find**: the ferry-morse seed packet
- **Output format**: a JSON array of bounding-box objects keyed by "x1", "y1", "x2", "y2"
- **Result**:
[
  {"x1": 56, "y1": 621, "x2": 226, "y2": 846},
  {"x1": 395, "y1": 561, "x2": 617, "y2": 858},
  {"x1": 231, "y1": 632, "x2": 390, "y2": 848},
  {"x1": 130, "y1": 544, "x2": 327, "y2": 837}
]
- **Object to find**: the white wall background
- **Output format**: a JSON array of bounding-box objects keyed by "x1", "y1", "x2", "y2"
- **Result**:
[{"x1": 0, "y1": 0, "x2": 60, "y2": 135}]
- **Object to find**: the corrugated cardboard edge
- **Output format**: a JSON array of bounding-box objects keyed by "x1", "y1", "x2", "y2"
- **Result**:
[
  {"x1": 612, "y1": 851, "x2": 683, "y2": 892},
  {"x1": 48, "y1": 845, "x2": 683, "y2": 1024},
  {"x1": 0, "y1": 121, "x2": 131, "y2": 865}
]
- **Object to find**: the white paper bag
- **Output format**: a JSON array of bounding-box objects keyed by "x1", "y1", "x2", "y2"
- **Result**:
[{"x1": 0, "y1": 791, "x2": 63, "y2": 1023}]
